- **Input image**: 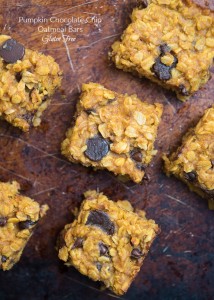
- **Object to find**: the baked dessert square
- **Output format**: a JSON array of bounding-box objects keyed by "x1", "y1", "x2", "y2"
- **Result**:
[
  {"x1": 110, "y1": 0, "x2": 214, "y2": 101},
  {"x1": 164, "y1": 106, "x2": 214, "y2": 205},
  {"x1": 0, "y1": 35, "x2": 62, "y2": 131},
  {"x1": 0, "y1": 181, "x2": 48, "y2": 270},
  {"x1": 58, "y1": 190, "x2": 160, "y2": 295},
  {"x1": 61, "y1": 82, "x2": 163, "y2": 183}
]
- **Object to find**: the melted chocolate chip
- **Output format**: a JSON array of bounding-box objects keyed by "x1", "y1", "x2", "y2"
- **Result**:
[
  {"x1": 85, "y1": 108, "x2": 96, "y2": 115},
  {"x1": 15, "y1": 72, "x2": 22, "y2": 82},
  {"x1": 178, "y1": 84, "x2": 189, "y2": 96},
  {"x1": 130, "y1": 148, "x2": 142, "y2": 162},
  {"x1": 137, "y1": 0, "x2": 148, "y2": 8},
  {"x1": 160, "y1": 43, "x2": 171, "y2": 55},
  {"x1": 211, "y1": 160, "x2": 214, "y2": 169},
  {"x1": 136, "y1": 163, "x2": 146, "y2": 171},
  {"x1": 84, "y1": 136, "x2": 110, "y2": 162},
  {"x1": 99, "y1": 243, "x2": 109, "y2": 256},
  {"x1": 170, "y1": 55, "x2": 178, "y2": 69},
  {"x1": 96, "y1": 262, "x2": 102, "y2": 271},
  {"x1": 152, "y1": 58, "x2": 172, "y2": 81},
  {"x1": 151, "y1": 44, "x2": 178, "y2": 81},
  {"x1": 141, "y1": 0, "x2": 148, "y2": 8},
  {"x1": 152, "y1": 56, "x2": 178, "y2": 81},
  {"x1": 107, "y1": 98, "x2": 116, "y2": 104},
  {"x1": 0, "y1": 217, "x2": 7, "y2": 227},
  {"x1": 131, "y1": 248, "x2": 143, "y2": 259},
  {"x1": 72, "y1": 238, "x2": 84, "y2": 249},
  {"x1": 184, "y1": 171, "x2": 197, "y2": 182},
  {"x1": 19, "y1": 219, "x2": 37, "y2": 230},
  {"x1": 1, "y1": 256, "x2": 8, "y2": 263},
  {"x1": 0, "y1": 39, "x2": 25, "y2": 64},
  {"x1": 86, "y1": 210, "x2": 115, "y2": 235}
]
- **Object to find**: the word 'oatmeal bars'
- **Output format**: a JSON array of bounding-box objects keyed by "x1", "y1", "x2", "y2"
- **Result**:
[
  {"x1": 110, "y1": 0, "x2": 214, "y2": 101},
  {"x1": 0, "y1": 35, "x2": 62, "y2": 131},
  {"x1": 58, "y1": 190, "x2": 159, "y2": 295},
  {"x1": 0, "y1": 181, "x2": 48, "y2": 270},
  {"x1": 61, "y1": 82, "x2": 163, "y2": 183},
  {"x1": 164, "y1": 106, "x2": 214, "y2": 207}
]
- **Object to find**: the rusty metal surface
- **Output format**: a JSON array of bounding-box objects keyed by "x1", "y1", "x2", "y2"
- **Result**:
[{"x1": 0, "y1": 0, "x2": 214, "y2": 299}]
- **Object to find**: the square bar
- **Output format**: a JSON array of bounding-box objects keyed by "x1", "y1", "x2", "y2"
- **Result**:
[
  {"x1": 0, "y1": 181, "x2": 48, "y2": 270},
  {"x1": 110, "y1": 0, "x2": 214, "y2": 101},
  {"x1": 58, "y1": 190, "x2": 159, "y2": 295},
  {"x1": 61, "y1": 82, "x2": 163, "y2": 183},
  {"x1": 164, "y1": 106, "x2": 214, "y2": 204},
  {"x1": 0, "y1": 35, "x2": 62, "y2": 131}
]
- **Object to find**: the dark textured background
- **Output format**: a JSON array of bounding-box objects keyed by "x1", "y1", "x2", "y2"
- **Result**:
[{"x1": 0, "y1": 0, "x2": 214, "y2": 299}]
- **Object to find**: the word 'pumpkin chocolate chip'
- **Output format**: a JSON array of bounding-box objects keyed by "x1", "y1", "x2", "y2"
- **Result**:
[
  {"x1": 0, "y1": 39, "x2": 25, "y2": 64},
  {"x1": 86, "y1": 210, "x2": 115, "y2": 235},
  {"x1": 84, "y1": 136, "x2": 110, "y2": 162}
]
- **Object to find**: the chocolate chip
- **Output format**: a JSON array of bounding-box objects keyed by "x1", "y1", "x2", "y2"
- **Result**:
[
  {"x1": 84, "y1": 136, "x2": 110, "y2": 162},
  {"x1": 15, "y1": 72, "x2": 22, "y2": 82},
  {"x1": 130, "y1": 148, "x2": 142, "y2": 162},
  {"x1": 136, "y1": 163, "x2": 146, "y2": 171},
  {"x1": 178, "y1": 84, "x2": 189, "y2": 96},
  {"x1": 85, "y1": 108, "x2": 96, "y2": 115},
  {"x1": 96, "y1": 262, "x2": 102, "y2": 271},
  {"x1": 99, "y1": 243, "x2": 109, "y2": 256},
  {"x1": 1, "y1": 256, "x2": 8, "y2": 263},
  {"x1": 151, "y1": 44, "x2": 178, "y2": 81},
  {"x1": 137, "y1": 0, "x2": 148, "y2": 8},
  {"x1": 211, "y1": 160, "x2": 214, "y2": 169},
  {"x1": 19, "y1": 219, "x2": 37, "y2": 230},
  {"x1": 72, "y1": 237, "x2": 84, "y2": 249},
  {"x1": 0, "y1": 39, "x2": 25, "y2": 64},
  {"x1": 107, "y1": 98, "x2": 116, "y2": 104},
  {"x1": 86, "y1": 210, "x2": 115, "y2": 235},
  {"x1": 184, "y1": 171, "x2": 197, "y2": 182},
  {"x1": 159, "y1": 43, "x2": 171, "y2": 55},
  {"x1": 152, "y1": 58, "x2": 172, "y2": 81},
  {"x1": 131, "y1": 248, "x2": 143, "y2": 259},
  {"x1": 170, "y1": 54, "x2": 178, "y2": 68},
  {"x1": 0, "y1": 217, "x2": 7, "y2": 227},
  {"x1": 141, "y1": 0, "x2": 148, "y2": 8}
]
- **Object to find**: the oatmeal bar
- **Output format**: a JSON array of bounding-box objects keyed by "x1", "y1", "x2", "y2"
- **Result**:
[
  {"x1": 0, "y1": 181, "x2": 48, "y2": 270},
  {"x1": 163, "y1": 106, "x2": 214, "y2": 204},
  {"x1": 0, "y1": 35, "x2": 62, "y2": 131},
  {"x1": 61, "y1": 82, "x2": 163, "y2": 183},
  {"x1": 110, "y1": 0, "x2": 214, "y2": 101},
  {"x1": 58, "y1": 190, "x2": 159, "y2": 295}
]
